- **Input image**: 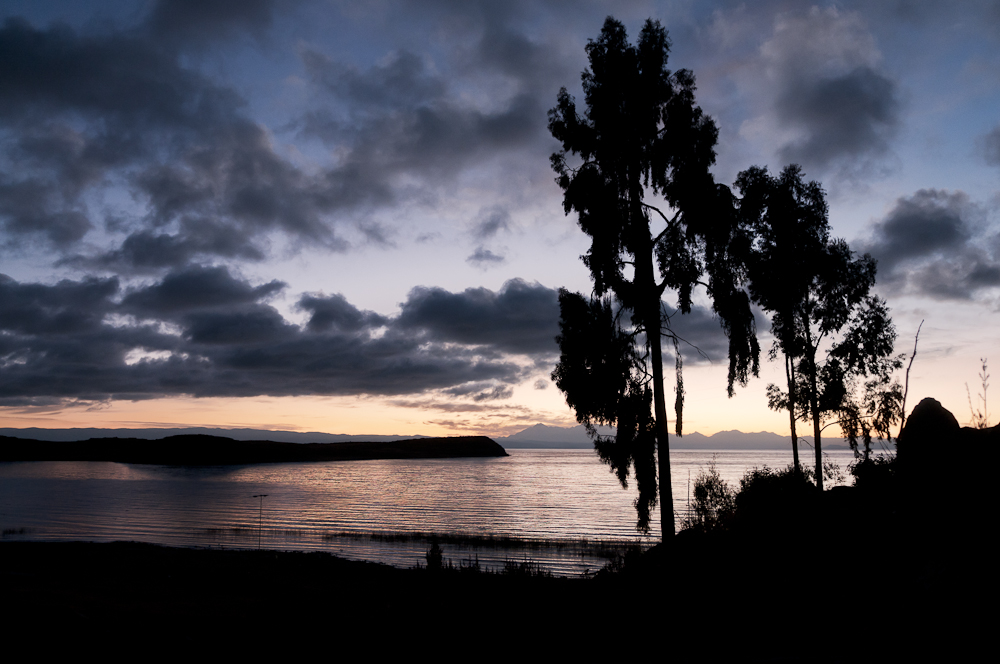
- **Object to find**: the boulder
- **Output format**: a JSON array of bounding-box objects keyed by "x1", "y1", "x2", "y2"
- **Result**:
[{"x1": 897, "y1": 397, "x2": 959, "y2": 470}]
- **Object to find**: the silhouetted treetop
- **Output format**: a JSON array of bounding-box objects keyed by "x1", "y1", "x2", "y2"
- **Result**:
[{"x1": 549, "y1": 16, "x2": 759, "y2": 536}]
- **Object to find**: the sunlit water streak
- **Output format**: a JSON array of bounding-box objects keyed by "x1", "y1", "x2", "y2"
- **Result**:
[{"x1": 0, "y1": 448, "x2": 857, "y2": 576}]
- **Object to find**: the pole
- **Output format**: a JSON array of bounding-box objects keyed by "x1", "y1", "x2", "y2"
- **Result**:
[{"x1": 252, "y1": 494, "x2": 268, "y2": 550}]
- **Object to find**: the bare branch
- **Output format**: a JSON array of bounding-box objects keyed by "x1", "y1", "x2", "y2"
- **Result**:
[{"x1": 897, "y1": 319, "x2": 923, "y2": 438}]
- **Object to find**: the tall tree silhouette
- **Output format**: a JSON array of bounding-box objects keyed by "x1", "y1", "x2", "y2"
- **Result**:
[
  {"x1": 737, "y1": 165, "x2": 828, "y2": 475},
  {"x1": 738, "y1": 165, "x2": 898, "y2": 488},
  {"x1": 549, "y1": 17, "x2": 759, "y2": 537}
]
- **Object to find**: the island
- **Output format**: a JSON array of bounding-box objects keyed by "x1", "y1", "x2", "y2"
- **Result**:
[{"x1": 0, "y1": 434, "x2": 508, "y2": 465}]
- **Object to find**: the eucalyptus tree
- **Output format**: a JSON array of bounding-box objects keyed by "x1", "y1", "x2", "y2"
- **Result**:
[
  {"x1": 738, "y1": 165, "x2": 900, "y2": 488},
  {"x1": 549, "y1": 17, "x2": 759, "y2": 537},
  {"x1": 737, "y1": 165, "x2": 829, "y2": 475}
]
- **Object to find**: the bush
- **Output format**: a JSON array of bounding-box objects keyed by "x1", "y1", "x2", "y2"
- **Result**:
[
  {"x1": 732, "y1": 464, "x2": 816, "y2": 532},
  {"x1": 425, "y1": 541, "x2": 443, "y2": 571},
  {"x1": 849, "y1": 454, "x2": 895, "y2": 492},
  {"x1": 681, "y1": 460, "x2": 736, "y2": 533}
]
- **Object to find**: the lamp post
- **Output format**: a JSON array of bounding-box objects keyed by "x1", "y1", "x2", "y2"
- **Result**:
[{"x1": 252, "y1": 494, "x2": 268, "y2": 550}]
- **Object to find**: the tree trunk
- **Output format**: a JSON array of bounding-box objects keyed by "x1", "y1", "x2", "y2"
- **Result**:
[
  {"x1": 809, "y1": 361, "x2": 823, "y2": 491},
  {"x1": 651, "y1": 312, "x2": 674, "y2": 539},
  {"x1": 804, "y1": 327, "x2": 823, "y2": 490},
  {"x1": 785, "y1": 353, "x2": 800, "y2": 474},
  {"x1": 635, "y1": 216, "x2": 673, "y2": 541},
  {"x1": 813, "y1": 409, "x2": 823, "y2": 491}
]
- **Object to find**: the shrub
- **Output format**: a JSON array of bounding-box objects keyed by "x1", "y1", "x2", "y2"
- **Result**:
[
  {"x1": 681, "y1": 460, "x2": 736, "y2": 533},
  {"x1": 425, "y1": 541, "x2": 443, "y2": 571},
  {"x1": 732, "y1": 464, "x2": 816, "y2": 532}
]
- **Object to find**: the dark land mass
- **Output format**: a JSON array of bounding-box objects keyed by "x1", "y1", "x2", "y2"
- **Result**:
[
  {"x1": 0, "y1": 434, "x2": 507, "y2": 465},
  {"x1": 0, "y1": 512, "x2": 982, "y2": 660},
  {"x1": 2, "y1": 400, "x2": 991, "y2": 657}
]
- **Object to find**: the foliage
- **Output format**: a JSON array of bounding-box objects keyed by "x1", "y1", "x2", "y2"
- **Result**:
[
  {"x1": 849, "y1": 454, "x2": 895, "y2": 492},
  {"x1": 501, "y1": 559, "x2": 552, "y2": 578},
  {"x1": 552, "y1": 290, "x2": 658, "y2": 529},
  {"x1": 681, "y1": 460, "x2": 736, "y2": 533},
  {"x1": 733, "y1": 464, "x2": 817, "y2": 530},
  {"x1": 678, "y1": 463, "x2": 819, "y2": 534},
  {"x1": 425, "y1": 540, "x2": 443, "y2": 571},
  {"x1": 966, "y1": 358, "x2": 990, "y2": 429},
  {"x1": 737, "y1": 165, "x2": 900, "y2": 487},
  {"x1": 549, "y1": 16, "x2": 759, "y2": 536},
  {"x1": 739, "y1": 165, "x2": 828, "y2": 474}
]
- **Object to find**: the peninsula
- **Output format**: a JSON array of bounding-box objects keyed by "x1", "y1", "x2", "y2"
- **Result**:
[{"x1": 0, "y1": 434, "x2": 508, "y2": 465}]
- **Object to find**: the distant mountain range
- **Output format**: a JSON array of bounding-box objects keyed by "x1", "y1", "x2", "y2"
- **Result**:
[
  {"x1": 1, "y1": 423, "x2": 848, "y2": 450},
  {"x1": 496, "y1": 423, "x2": 848, "y2": 450},
  {"x1": 0, "y1": 427, "x2": 427, "y2": 444}
]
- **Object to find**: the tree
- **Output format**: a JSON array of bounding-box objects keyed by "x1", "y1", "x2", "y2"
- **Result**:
[
  {"x1": 549, "y1": 17, "x2": 759, "y2": 537},
  {"x1": 738, "y1": 165, "x2": 900, "y2": 488},
  {"x1": 737, "y1": 165, "x2": 828, "y2": 475}
]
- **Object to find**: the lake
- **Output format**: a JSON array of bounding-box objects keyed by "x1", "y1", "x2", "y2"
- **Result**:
[{"x1": 0, "y1": 448, "x2": 859, "y2": 576}]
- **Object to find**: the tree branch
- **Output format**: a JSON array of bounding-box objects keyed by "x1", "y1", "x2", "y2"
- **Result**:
[{"x1": 897, "y1": 319, "x2": 923, "y2": 439}]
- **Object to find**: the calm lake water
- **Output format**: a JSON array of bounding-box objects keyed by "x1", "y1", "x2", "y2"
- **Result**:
[{"x1": 0, "y1": 448, "x2": 857, "y2": 576}]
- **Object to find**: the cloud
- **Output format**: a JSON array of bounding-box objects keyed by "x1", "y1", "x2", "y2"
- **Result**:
[
  {"x1": 120, "y1": 265, "x2": 285, "y2": 318},
  {"x1": 663, "y1": 302, "x2": 739, "y2": 365},
  {"x1": 982, "y1": 124, "x2": 1000, "y2": 167},
  {"x1": 300, "y1": 47, "x2": 544, "y2": 184},
  {"x1": 62, "y1": 221, "x2": 269, "y2": 273},
  {"x1": 472, "y1": 205, "x2": 511, "y2": 239},
  {"x1": 737, "y1": 7, "x2": 901, "y2": 178},
  {"x1": 395, "y1": 279, "x2": 558, "y2": 355},
  {"x1": 297, "y1": 292, "x2": 387, "y2": 333},
  {"x1": 861, "y1": 189, "x2": 1000, "y2": 300},
  {"x1": 466, "y1": 246, "x2": 506, "y2": 267},
  {"x1": 0, "y1": 5, "x2": 571, "y2": 267},
  {"x1": 0, "y1": 272, "x2": 558, "y2": 406},
  {"x1": 0, "y1": 273, "x2": 118, "y2": 335},
  {"x1": 145, "y1": 0, "x2": 278, "y2": 47},
  {"x1": 0, "y1": 16, "x2": 349, "y2": 261}
]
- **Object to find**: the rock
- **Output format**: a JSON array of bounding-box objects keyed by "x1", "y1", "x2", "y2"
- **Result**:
[{"x1": 897, "y1": 397, "x2": 960, "y2": 470}]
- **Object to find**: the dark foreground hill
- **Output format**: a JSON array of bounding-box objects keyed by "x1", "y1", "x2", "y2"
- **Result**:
[{"x1": 0, "y1": 434, "x2": 507, "y2": 465}]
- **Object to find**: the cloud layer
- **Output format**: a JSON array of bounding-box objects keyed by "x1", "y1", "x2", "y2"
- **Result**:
[
  {"x1": 862, "y1": 189, "x2": 1000, "y2": 300},
  {"x1": 0, "y1": 271, "x2": 560, "y2": 406}
]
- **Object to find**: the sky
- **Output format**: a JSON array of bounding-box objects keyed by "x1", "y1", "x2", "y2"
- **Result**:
[{"x1": 1, "y1": 0, "x2": 998, "y2": 438}]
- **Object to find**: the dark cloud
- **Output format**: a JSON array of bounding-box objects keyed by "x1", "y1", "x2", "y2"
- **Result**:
[
  {"x1": 0, "y1": 272, "x2": 555, "y2": 406},
  {"x1": 472, "y1": 206, "x2": 511, "y2": 239},
  {"x1": 120, "y1": 265, "x2": 285, "y2": 317},
  {"x1": 395, "y1": 279, "x2": 558, "y2": 355},
  {"x1": 297, "y1": 293, "x2": 387, "y2": 333},
  {"x1": 861, "y1": 189, "x2": 1000, "y2": 300},
  {"x1": 0, "y1": 16, "x2": 345, "y2": 262},
  {"x1": 146, "y1": 0, "x2": 277, "y2": 46},
  {"x1": 303, "y1": 49, "x2": 447, "y2": 116},
  {"x1": 0, "y1": 179, "x2": 92, "y2": 247},
  {"x1": 663, "y1": 302, "x2": 740, "y2": 365},
  {"x1": 357, "y1": 221, "x2": 395, "y2": 247},
  {"x1": 62, "y1": 220, "x2": 269, "y2": 273},
  {"x1": 442, "y1": 383, "x2": 515, "y2": 401},
  {"x1": 184, "y1": 306, "x2": 294, "y2": 345},
  {"x1": 297, "y1": 42, "x2": 546, "y2": 199},
  {"x1": 467, "y1": 246, "x2": 506, "y2": 266},
  {"x1": 747, "y1": 7, "x2": 902, "y2": 176},
  {"x1": 0, "y1": 273, "x2": 118, "y2": 335},
  {"x1": 776, "y1": 66, "x2": 899, "y2": 170},
  {"x1": 0, "y1": 6, "x2": 565, "y2": 265}
]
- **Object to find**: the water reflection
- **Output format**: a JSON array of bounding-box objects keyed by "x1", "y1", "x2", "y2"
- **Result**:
[{"x1": 0, "y1": 448, "x2": 856, "y2": 574}]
